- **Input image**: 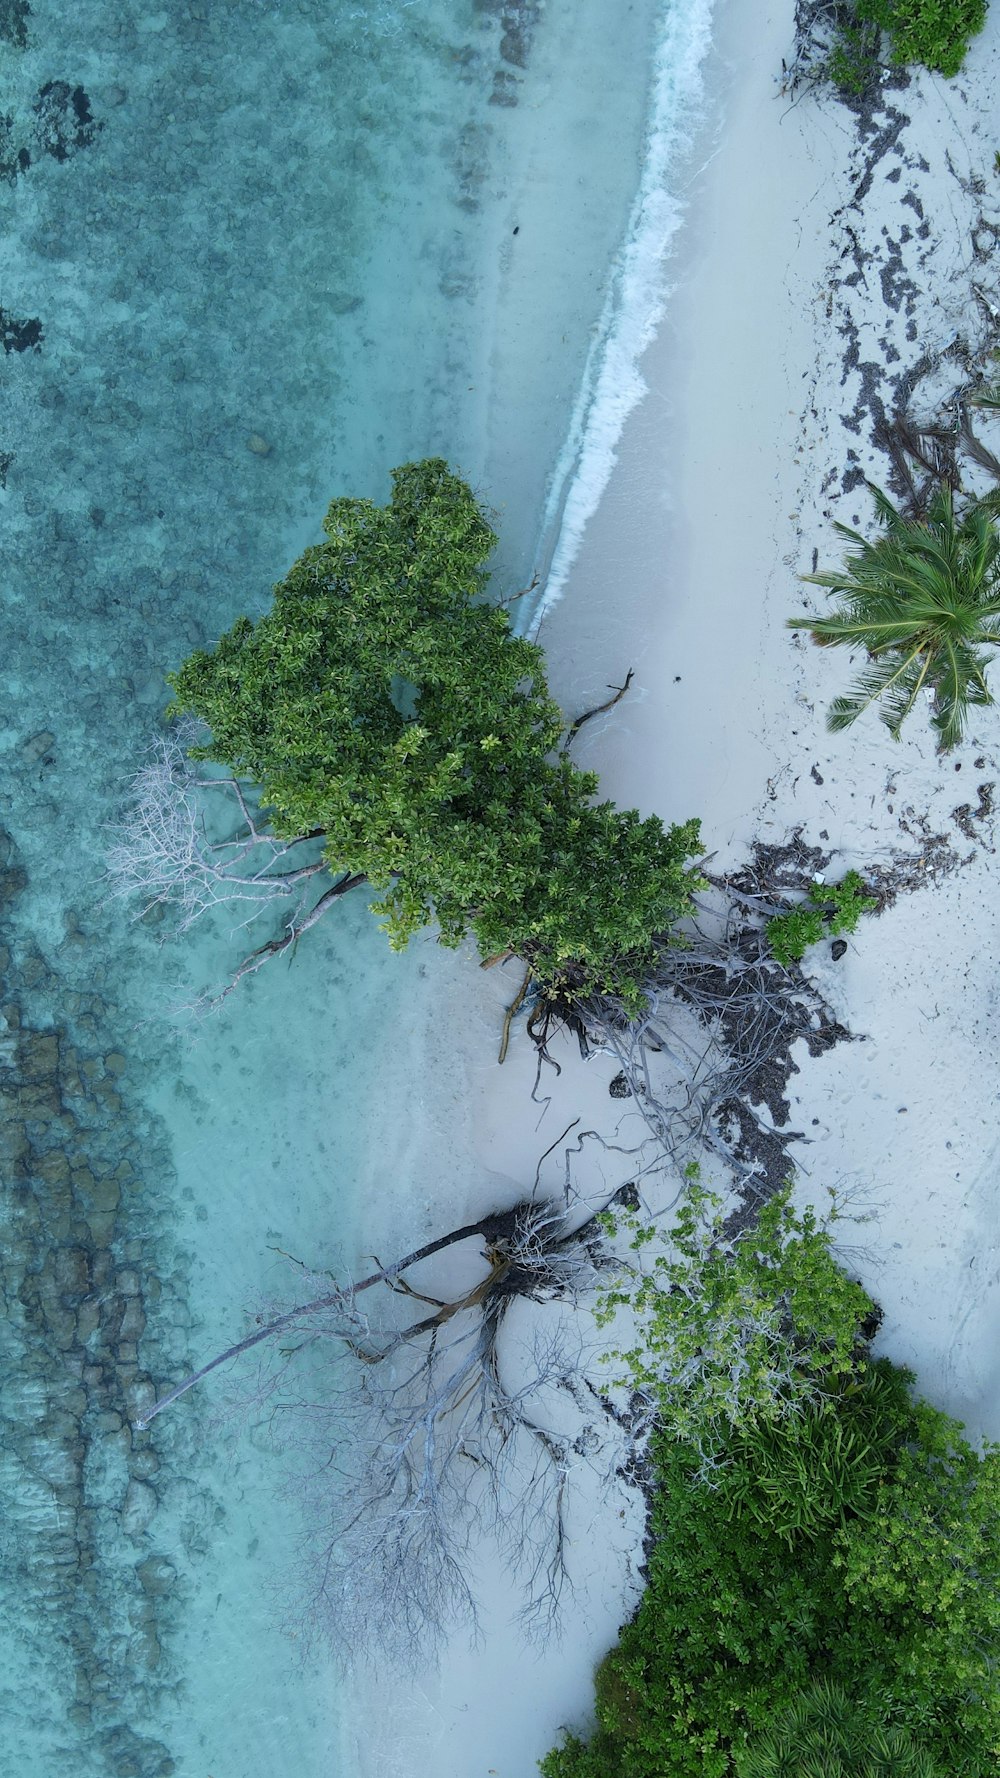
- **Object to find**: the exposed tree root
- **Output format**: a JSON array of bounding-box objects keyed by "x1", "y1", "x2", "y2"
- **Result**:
[{"x1": 135, "y1": 1184, "x2": 636, "y2": 1662}]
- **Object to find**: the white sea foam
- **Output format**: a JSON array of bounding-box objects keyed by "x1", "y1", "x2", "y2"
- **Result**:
[{"x1": 529, "y1": 0, "x2": 717, "y2": 626}]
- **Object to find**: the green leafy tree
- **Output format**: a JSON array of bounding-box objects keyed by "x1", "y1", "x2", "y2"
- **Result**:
[
  {"x1": 166, "y1": 459, "x2": 701, "y2": 1005},
  {"x1": 541, "y1": 1370, "x2": 1000, "y2": 1778},
  {"x1": 789, "y1": 482, "x2": 1000, "y2": 750},
  {"x1": 598, "y1": 1183, "x2": 873, "y2": 1460}
]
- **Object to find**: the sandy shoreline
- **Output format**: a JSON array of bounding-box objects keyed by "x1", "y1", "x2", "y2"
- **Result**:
[{"x1": 351, "y1": 3, "x2": 1000, "y2": 1773}]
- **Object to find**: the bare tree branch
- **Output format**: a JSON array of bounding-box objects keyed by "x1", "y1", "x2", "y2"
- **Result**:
[
  {"x1": 137, "y1": 1191, "x2": 634, "y2": 1663},
  {"x1": 105, "y1": 723, "x2": 367, "y2": 1003}
]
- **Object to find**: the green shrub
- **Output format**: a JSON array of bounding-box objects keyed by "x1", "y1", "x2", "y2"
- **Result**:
[
  {"x1": 767, "y1": 870, "x2": 877, "y2": 967},
  {"x1": 735, "y1": 1678, "x2": 944, "y2": 1777},
  {"x1": 855, "y1": 0, "x2": 988, "y2": 76},
  {"x1": 541, "y1": 1372, "x2": 1000, "y2": 1778},
  {"x1": 827, "y1": 16, "x2": 882, "y2": 91},
  {"x1": 598, "y1": 1183, "x2": 874, "y2": 1458},
  {"x1": 166, "y1": 459, "x2": 703, "y2": 1009}
]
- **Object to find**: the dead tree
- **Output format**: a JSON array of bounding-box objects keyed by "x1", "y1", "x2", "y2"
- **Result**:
[
  {"x1": 136, "y1": 1192, "x2": 634, "y2": 1664},
  {"x1": 105, "y1": 724, "x2": 365, "y2": 1005}
]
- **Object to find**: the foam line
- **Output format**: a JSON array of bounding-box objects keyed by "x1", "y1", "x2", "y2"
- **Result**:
[{"x1": 527, "y1": 0, "x2": 717, "y2": 629}]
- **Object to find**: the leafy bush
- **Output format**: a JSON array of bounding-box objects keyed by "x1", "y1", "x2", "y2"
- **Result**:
[
  {"x1": 767, "y1": 870, "x2": 877, "y2": 966},
  {"x1": 855, "y1": 0, "x2": 988, "y2": 76},
  {"x1": 598, "y1": 1183, "x2": 874, "y2": 1461},
  {"x1": 541, "y1": 1367, "x2": 1000, "y2": 1778}
]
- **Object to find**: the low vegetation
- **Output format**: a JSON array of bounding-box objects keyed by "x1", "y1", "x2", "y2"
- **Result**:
[
  {"x1": 825, "y1": 0, "x2": 987, "y2": 89},
  {"x1": 854, "y1": 0, "x2": 987, "y2": 76},
  {"x1": 766, "y1": 869, "x2": 877, "y2": 965},
  {"x1": 544, "y1": 1189, "x2": 1000, "y2": 1778},
  {"x1": 598, "y1": 1183, "x2": 873, "y2": 1461}
]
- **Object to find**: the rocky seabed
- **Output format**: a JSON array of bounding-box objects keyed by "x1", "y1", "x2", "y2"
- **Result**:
[{"x1": 0, "y1": 827, "x2": 213, "y2": 1778}]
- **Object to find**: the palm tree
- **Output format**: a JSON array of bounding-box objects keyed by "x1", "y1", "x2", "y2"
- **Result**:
[
  {"x1": 789, "y1": 482, "x2": 1000, "y2": 750},
  {"x1": 735, "y1": 1678, "x2": 942, "y2": 1778}
]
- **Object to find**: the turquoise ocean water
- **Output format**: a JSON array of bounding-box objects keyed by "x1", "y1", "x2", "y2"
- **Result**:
[{"x1": 0, "y1": 1, "x2": 713, "y2": 1772}]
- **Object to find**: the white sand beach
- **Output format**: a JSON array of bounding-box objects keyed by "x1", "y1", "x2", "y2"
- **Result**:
[{"x1": 351, "y1": 3, "x2": 1000, "y2": 1773}]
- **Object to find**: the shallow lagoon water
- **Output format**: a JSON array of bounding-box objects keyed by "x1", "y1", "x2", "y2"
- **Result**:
[{"x1": 0, "y1": 1, "x2": 711, "y2": 1772}]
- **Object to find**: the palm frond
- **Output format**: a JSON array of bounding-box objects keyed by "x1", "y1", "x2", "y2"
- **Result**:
[
  {"x1": 826, "y1": 649, "x2": 926, "y2": 736},
  {"x1": 931, "y1": 639, "x2": 994, "y2": 751},
  {"x1": 798, "y1": 483, "x2": 1000, "y2": 748},
  {"x1": 973, "y1": 484, "x2": 1000, "y2": 516},
  {"x1": 959, "y1": 424, "x2": 1000, "y2": 480}
]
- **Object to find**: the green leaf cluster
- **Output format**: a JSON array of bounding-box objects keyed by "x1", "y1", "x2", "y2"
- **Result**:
[
  {"x1": 541, "y1": 1364, "x2": 1000, "y2": 1778},
  {"x1": 853, "y1": 0, "x2": 987, "y2": 76},
  {"x1": 789, "y1": 482, "x2": 1000, "y2": 750},
  {"x1": 598, "y1": 1184, "x2": 873, "y2": 1454},
  {"x1": 166, "y1": 460, "x2": 702, "y2": 1004},
  {"x1": 766, "y1": 870, "x2": 877, "y2": 967}
]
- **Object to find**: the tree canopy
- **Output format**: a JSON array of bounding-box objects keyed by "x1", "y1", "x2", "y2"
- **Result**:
[{"x1": 167, "y1": 458, "x2": 701, "y2": 1004}]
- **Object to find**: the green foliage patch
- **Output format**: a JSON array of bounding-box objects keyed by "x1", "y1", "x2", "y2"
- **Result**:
[
  {"x1": 790, "y1": 482, "x2": 1000, "y2": 750},
  {"x1": 825, "y1": 0, "x2": 987, "y2": 86},
  {"x1": 735, "y1": 1678, "x2": 945, "y2": 1777},
  {"x1": 766, "y1": 870, "x2": 877, "y2": 966},
  {"x1": 167, "y1": 459, "x2": 702, "y2": 1006},
  {"x1": 542, "y1": 1367, "x2": 1000, "y2": 1778},
  {"x1": 826, "y1": 14, "x2": 883, "y2": 92},
  {"x1": 599, "y1": 1183, "x2": 874, "y2": 1459},
  {"x1": 854, "y1": 0, "x2": 988, "y2": 76},
  {"x1": 547, "y1": 1188, "x2": 1000, "y2": 1778}
]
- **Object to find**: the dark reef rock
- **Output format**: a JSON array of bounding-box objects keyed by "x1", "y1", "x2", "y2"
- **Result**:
[
  {"x1": 0, "y1": 114, "x2": 31, "y2": 183},
  {"x1": 0, "y1": 309, "x2": 42, "y2": 354},
  {"x1": 0, "y1": 0, "x2": 30, "y2": 48},
  {"x1": 32, "y1": 81, "x2": 102, "y2": 162}
]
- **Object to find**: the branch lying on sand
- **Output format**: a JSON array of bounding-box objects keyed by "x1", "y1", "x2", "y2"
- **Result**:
[
  {"x1": 531, "y1": 826, "x2": 973, "y2": 1212},
  {"x1": 136, "y1": 1186, "x2": 637, "y2": 1662},
  {"x1": 561, "y1": 668, "x2": 634, "y2": 755}
]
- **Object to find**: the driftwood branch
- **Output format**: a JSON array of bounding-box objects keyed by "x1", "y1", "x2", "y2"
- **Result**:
[
  {"x1": 498, "y1": 966, "x2": 532, "y2": 1064},
  {"x1": 136, "y1": 1203, "x2": 547, "y2": 1430},
  {"x1": 561, "y1": 668, "x2": 634, "y2": 754}
]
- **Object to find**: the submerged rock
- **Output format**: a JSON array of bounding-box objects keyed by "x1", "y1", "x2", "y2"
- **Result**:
[
  {"x1": 122, "y1": 1479, "x2": 158, "y2": 1538},
  {"x1": 135, "y1": 1553, "x2": 175, "y2": 1595},
  {"x1": 18, "y1": 728, "x2": 55, "y2": 762}
]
